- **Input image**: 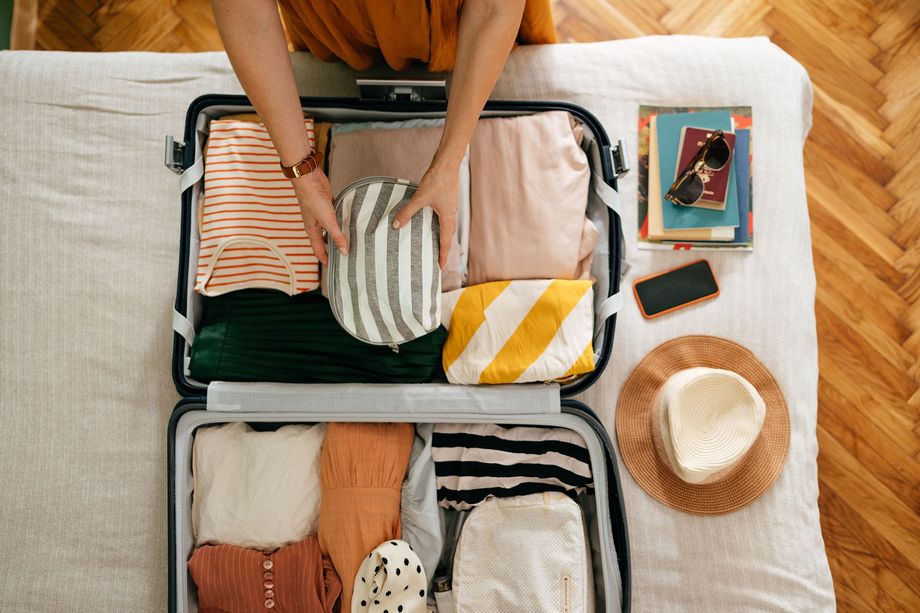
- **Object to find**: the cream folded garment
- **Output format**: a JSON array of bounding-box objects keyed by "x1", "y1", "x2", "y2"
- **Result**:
[
  {"x1": 467, "y1": 111, "x2": 598, "y2": 285},
  {"x1": 328, "y1": 119, "x2": 470, "y2": 291},
  {"x1": 192, "y1": 421, "x2": 326, "y2": 550}
]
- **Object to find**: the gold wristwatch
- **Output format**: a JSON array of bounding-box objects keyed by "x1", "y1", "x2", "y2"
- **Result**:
[{"x1": 280, "y1": 151, "x2": 320, "y2": 179}]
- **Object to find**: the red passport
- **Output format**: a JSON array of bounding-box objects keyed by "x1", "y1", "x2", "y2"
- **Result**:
[{"x1": 675, "y1": 127, "x2": 736, "y2": 210}]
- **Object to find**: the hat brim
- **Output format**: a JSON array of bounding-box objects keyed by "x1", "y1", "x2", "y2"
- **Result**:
[{"x1": 615, "y1": 336, "x2": 790, "y2": 515}]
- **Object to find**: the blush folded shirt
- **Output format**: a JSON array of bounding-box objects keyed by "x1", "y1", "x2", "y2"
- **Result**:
[
  {"x1": 189, "y1": 535, "x2": 341, "y2": 613},
  {"x1": 467, "y1": 111, "x2": 598, "y2": 285}
]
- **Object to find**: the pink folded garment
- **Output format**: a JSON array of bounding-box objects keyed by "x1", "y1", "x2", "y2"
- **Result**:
[{"x1": 467, "y1": 111, "x2": 598, "y2": 285}]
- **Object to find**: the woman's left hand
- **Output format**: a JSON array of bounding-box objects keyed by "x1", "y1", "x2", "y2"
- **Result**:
[{"x1": 392, "y1": 162, "x2": 458, "y2": 269}]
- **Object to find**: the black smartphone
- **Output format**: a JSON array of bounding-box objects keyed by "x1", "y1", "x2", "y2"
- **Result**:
[{"x1": 632, "y1": 259, "x2": 719, "y2": 319}]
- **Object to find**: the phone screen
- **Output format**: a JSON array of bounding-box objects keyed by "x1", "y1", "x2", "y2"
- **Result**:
[{"x1": 634, "y1": 260, "x2": 719, "y2": 317}]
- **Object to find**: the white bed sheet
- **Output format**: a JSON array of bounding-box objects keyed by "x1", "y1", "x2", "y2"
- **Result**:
[{"x1": 0, "y1": 37, "x2": 834, "y2": 612}]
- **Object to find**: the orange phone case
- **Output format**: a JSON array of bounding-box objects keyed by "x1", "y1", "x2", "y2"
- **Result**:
[{"x1": 632, "y1": 259, "x2": 720, "y2": 319}]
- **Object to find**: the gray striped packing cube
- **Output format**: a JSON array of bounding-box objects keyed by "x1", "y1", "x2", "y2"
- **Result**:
[{"x1": 327, "y1": 177, "x2": 441, "y2": 347}]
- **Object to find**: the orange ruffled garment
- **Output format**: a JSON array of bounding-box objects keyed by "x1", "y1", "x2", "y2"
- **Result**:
[
  {"x1": 278, "y1": 0, "x2": 556, "y2": 72},
  {"x1": 318, "y1": 422, "x2": 415, "y2": 611}
]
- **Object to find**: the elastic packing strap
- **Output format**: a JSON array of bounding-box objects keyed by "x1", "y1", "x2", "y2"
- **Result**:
[
  {"x1": 173, "y1": 308, "x2": 196, "y2": 346},
  {"x1": 596, "y1": 291, "x2": 623, "y2": 332},
  {"x1": 180, "y1": 156, "x2": 204, "y2": 193},
  {"x1": 592, "y1": 174, "x2": 622, "y2": 218}
]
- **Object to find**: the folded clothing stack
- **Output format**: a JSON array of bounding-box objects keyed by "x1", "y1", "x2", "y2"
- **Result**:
[
  {"x1": 188, "y1": 290, "x2": 447, "y2": 384},
  {"x1": 190, "y1": 422, "x2": 339, "y2": 612}
]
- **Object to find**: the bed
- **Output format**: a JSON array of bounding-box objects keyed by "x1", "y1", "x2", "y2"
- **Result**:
[{"x1": 0, "y1": 36, "x2": 835, "y2": 611}]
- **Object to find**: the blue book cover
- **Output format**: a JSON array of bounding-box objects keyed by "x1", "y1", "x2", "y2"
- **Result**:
[
  {"x1": 658, "y1": 111, "x2": 739, "y2": 230},
  {"x1": 733, "y1": 128, "x2": 751, "y2": 243}
]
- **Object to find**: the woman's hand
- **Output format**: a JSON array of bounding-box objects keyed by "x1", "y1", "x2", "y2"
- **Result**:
[
  {"x1": 393, "y1": 162, "x2": 458, "y2": 269},
  {"x1": 291, "y1": 169, "x2": 348, "y2": 266}
]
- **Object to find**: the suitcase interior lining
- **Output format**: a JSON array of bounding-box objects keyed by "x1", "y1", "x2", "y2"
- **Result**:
[
  {"x1": 177, "y1": 104, "x2": 615, "y2": 392},
  {"x1": 170, "y1": 409, "x2": 621, "y2": 613}
]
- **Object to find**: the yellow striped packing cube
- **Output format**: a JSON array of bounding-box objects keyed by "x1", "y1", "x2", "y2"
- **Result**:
[{"x1": 440, "y1": 279, "x2": 596, "y2": 384}]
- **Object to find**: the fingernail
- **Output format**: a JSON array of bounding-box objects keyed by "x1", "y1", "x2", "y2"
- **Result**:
[
  {"x1": 339, "y1": 246, "x2": 347, "y2": 256},
  {"x1": 392, "y1": 220, "x2": 400, "y2": 229}
]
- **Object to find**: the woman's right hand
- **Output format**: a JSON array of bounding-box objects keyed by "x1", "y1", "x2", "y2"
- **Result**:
[{"x1": 292, "y1": 169, "x2": 348, "y2": 265}]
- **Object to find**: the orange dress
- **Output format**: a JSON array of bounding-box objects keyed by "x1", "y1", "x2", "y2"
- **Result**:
[
  {"x1": 277, "y1": 0, "x2": 556, "y2": 72},
  {"x1": 317, "y1": 422, "x2": 415, "y2": 611}
]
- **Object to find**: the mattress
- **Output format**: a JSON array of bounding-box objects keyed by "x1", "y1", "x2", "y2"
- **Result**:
[{"x1": 0, "y1": 37, "x2": 834, "y2": 611}]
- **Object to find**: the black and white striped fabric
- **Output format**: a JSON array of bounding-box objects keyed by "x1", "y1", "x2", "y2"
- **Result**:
[
  {"x1": 327, "y1": 177, "x2": 441, "y2": 346},
  {"x1": 432, "y1": 423, "x2": 594, "y2": 510}
]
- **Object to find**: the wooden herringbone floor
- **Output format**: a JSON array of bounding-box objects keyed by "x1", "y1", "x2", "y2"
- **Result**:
[{"x1": 12, "y1": 1, "x2": 920, "y2": 610}]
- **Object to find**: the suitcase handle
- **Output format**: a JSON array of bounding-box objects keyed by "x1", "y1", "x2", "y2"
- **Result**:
[{"x1": 357, "y1": 78, "x2": 448, "y2": 102}]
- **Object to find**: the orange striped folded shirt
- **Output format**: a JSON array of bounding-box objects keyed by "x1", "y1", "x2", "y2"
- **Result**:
[{"x1": 196, "y1": 119, "x2": 320, "y2": 296}]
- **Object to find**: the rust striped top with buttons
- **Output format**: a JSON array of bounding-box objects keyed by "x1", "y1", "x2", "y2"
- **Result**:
[
  {"x1": 188, "y1": 535, "x2": 341, "y2": 612},
  {"x1": 195, "y1": 118, "x2": 320, "y2": 296}
]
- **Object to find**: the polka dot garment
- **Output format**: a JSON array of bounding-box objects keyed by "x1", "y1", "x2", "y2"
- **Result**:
[{"x1": 352, "y1": 540, "x2": 427, "y2": 613}]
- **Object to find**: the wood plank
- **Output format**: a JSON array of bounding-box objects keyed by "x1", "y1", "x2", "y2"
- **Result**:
[
  {"x1": 768, "y1": 29, "x2": 886, "y2": 133},
  {"x1": 808, "y1": 184, "x2": 904, "y2": 288},
  {"x1": 91, "y1": 0, "x2": 175, "y2": 50},
  {"x1": 808, "y1": 105, "x2": 895, "y2": 186},
  {"x1": 818, "y1": 380, "x2": 920, "y2": 513},
  {"x1": 778, "y1": 0, "x2": 882, "y2": 60},
  {"x1": 869, "y1": 0, "x2": 920, "y2": 54},
  {"x1": 174, "y1": 0, "x2": 222, "y2": 51},
  {"x1": 660, "y1": 0, "x2": 768, "y2": 37},
  {"x1": 816, "y1": 301, "x2": 916, "y2": 408},
  {"x1": 817, "y1": 426, "x2": 920, "y2": 566},
  {"x1": 818, "y1": 346, "x2": 919, "y2": 463},
  {"x1": 816, "y1": 280, "x2": 913, "y2": 373},
  {"x1": 806, "y1": 137, "x2": 896, "y2": 211},
  {"x1": 818, "y1": 477, "x2": 920, "y2": 605},
  {"x1": 10, "y1": 0, "x2": 39, "y2": 49}
]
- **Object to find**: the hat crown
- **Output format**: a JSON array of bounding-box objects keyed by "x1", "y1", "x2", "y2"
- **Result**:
[{"x1": 660, "y1": 367, "x2": 766, "y2": 484}]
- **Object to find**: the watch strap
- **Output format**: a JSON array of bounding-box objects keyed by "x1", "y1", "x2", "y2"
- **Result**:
[{"x1": 280, "y1": 151, "x2": 320, "y2": 179}]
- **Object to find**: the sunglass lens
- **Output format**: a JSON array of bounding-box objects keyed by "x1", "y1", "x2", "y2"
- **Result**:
[
  {"x1": 705, "y1": 136, "x2": 732, "y2": 170},
  {"x1": 670, "y1": 173, "x2": 704, "y2": 206}
]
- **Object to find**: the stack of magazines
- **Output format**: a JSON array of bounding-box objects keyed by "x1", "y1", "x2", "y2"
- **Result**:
[{"x1": 637, "y1": 105, "x2": 753, "y2": 251}]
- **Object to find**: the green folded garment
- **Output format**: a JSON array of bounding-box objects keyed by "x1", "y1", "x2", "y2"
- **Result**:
[{"x1": 189, "y1": 290, "x2": 447, "y2": 383}]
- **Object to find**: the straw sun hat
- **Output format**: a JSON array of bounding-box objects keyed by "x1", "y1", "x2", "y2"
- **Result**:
[{"x1": 616, "y1": 336, "x2": 790, "y2": 515}]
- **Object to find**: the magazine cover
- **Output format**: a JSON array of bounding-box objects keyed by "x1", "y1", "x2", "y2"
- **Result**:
[{"x1": 638, "y1": 105, "x2": 754, "y2": 251}]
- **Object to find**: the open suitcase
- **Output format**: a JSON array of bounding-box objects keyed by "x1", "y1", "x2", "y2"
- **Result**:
[{"x1": 165, "y1": 81, "x2": 632, "y2": 613}]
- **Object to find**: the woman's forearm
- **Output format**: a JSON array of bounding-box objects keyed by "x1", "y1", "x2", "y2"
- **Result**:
[
  {"x1": 433, "y1": 0, "x2": 526, "y2": 170},
  {"x1": 211, "y1": 0, "x2": 309, "y2": 167}
]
